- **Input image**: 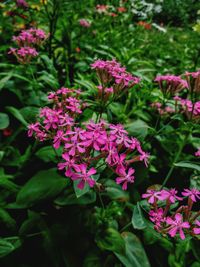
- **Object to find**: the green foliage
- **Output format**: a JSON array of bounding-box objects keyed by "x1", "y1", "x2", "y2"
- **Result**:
[{"x1": 0, "y1": 1, "x2": 199, "y2": 267}]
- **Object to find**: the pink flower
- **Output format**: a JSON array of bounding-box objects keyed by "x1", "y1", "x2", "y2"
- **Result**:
[
  {"x1": 53, "y1": 130, "x2": 68, "y2": 149},
  {"x1": 116, "y1": 167, "x2": 135, "y2": 190},
  {"x1": 66, "y1": 97, "x2": 82, "y2": 114},
  {"x1": 16, "y1": 0, "x2": 29, "y2": 8},
  {"x1": 149, "y1": 208, "x2": 165, "y2": 228},
  {"x1": 27, "y1": 122, "x2": 41, "y2": 137},
  {"x1": 161, "y1": 189, "x2": 182, "y2": 203},
  {"x1": 195, "y1": 149, "x2": 200, "y2": 157},
  {"x1": 58, "y1": 153, "x2": 78, "y2": 177},
  {"x1": 65, "y1": 139, "x2": 86, "y2": 156},
  {"x1": 154, "y1": 75, "x2": 188, "y2": 94},
  {"x1": 142, "y1": 189, "x2": 166, "y2": 204},
  {"x1": 182, "y1": 188, "x2": 200, "y2": 202},
  {"x1": 91, "y1": 59, "x2": 140, "y2": 89},
  {"x1": 96, "y1": 5, "x2": 108, "y2": 14},
  {"x1": 79, "y1": 19, "x2": 91, "y2": 28},
  {"x1": 166, "y1": 213, "x2": 190, "y2": 239},
  {"x1": 193, "y1": 220, "x2": 200, "y2": 235},
  {"x1": 72, "y1": 164, "x2": 96, "y2": 189},
  {"x1": 110, "y1": 123, "x2": 128, "y2": 136}
]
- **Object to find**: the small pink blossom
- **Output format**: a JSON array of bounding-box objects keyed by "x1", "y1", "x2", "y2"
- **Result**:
[
  {"x1": 142, "y1": 189, "x2": 166, "y2": 204},
  {"x1": 195, "y1": 149, "x2": 200, "y2": 157},
  {"x1": 79, "y1": 19, "x2": 91, "y2": 28},
  {"x1": 166, "y1": 213, "x2": 190, "y2": 240},
  {"x1": 72, "y1": 164, "x2": 96, "y2": 189},
  {"x1": 182, "y1": 188, "x2": 200, "y2": 202},
  {"x1": 149, "y1": 208, "x2": 165, "y2": 228},
  {"x1": 193, "y1": 220, "x2": 200, "y2": 235},
  {"x1": 116, "y1": 167, "x2": 135, "y2": 190},
  {"x1": 161, "y1": 189, "x2": 182, "y2": 203}
]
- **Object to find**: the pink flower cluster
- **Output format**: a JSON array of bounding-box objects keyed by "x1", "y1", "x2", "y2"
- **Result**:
[
  {"x1": 150, "y1": 96, "x2": 200, "y2": 120},
  {"x1": 79, "y1": 19, "x2": 91, "y2": 28},
  {"x1": 9, "y1": 28, "x2": 48, "y2": 64},
  {"x1": 195, "y1": 149, "x2": 200, "y2": 157},
  {"x1": 185, "y1": 70, "x2": 200, "y2": 93},
  {"x1": 28, "y1": 86, "x2": 149, "y2": 190},
  {"x1": 155, "y1": 75, "x2": 188, "y2": 95},
  {"x1": 174, "y1": 96, "x2": 200, "y2": 120},
  {"x1": 142, "y1": 188, "x2": 200, "y2": 239},
  {"x1": 91, "y1": 59, "x2": 140, "y2": 93},
  {"x1": 151, "y1": 102, "x2": 175, "y2": 116},
  {"x1": 16, "y1": 0, "x2": 29, "y2": 8},
  {"x1": 96, "y1": 5, "x2": 109, "y2": 14}
]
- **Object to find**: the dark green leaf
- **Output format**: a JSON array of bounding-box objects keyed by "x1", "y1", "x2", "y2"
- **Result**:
[
  {"x1": 115, "y1": 232, "x2": 150, "y2": 267},
  {"x1": 132, "y1": 202, "x2": 147, "y2": 230},
  {"x1": 0, "y1": 236, "x2": 21, "y2": 258},
  {"x1": 0, "y1": 113, "x2": 9, "y2": 130},
  {"x1": 6, "y1": 106, "x2": 28, "y2": 126},
  {"x1": 174, "y1": 161, "x2": 200, "y2": 172},
  {"x1": 16, "y1": 168, "x2": 67, "y2": 207},
  {"x1": 96, "y1": 228, "x2": 125, "y2": 254}
]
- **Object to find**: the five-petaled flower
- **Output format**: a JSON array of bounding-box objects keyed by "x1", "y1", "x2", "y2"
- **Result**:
[{"x1": 166, "y1": 213, "x2": 190, "y2": 240}]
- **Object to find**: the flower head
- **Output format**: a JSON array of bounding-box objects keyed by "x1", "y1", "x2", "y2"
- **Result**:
[
  {"x1": 116, "y1": 167, "x2": 135, "y2": 190},
  {"x1": 72, "y1": 164, "x2": 96, "y2": 189},
  {"x1": 166, "y1": 213, "x2": 190, "y2": 240},
  {"x1": 182, "y1": 188, "x2": 200, "y2": 202}
]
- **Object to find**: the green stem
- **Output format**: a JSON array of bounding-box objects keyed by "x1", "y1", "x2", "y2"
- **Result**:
[
  {"x1": 162, "y1": 133, "x2": 189, "y2": 188},
  {"x1": 98, "y1": 192, "x2": 105, "y2": 210},
  {"x1": 120, "y1": 222, "x2": 132, "y2": 233}
]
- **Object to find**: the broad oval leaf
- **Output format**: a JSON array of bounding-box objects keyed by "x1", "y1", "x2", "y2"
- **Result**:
[
  {"x1": 96, "y1": 228, "x2": 125, "y2": 254},
  {"x1": 132, "y1": 202, "x2": 147, "y2": 230},
  {"x1": 0, "y1": 113, "x2": 9, "y2": 130},
  {"x1": 174, "y1": 161, "x2": 200, "y2": 172},
  {"x1": 0, "y1": 236, "x2": 21, "y2": 258},
  {"x1": 16, "y1": 168, "x2": 67, "y2": 207},
  {"x1": 115, "y1": 232, "x2": 150, "y2": 267}
]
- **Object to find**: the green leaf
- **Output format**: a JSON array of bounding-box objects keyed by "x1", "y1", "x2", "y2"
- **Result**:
[
  {"x1": 19, "y1": 210, "x2": 41, "y2": 236},
  {"x1": 35, "y1": 146, "x2": 62, "y2": 163},
  {"x1": 0, "y1": 168, "x2": 19, "y2": 192},
  {"x1": 102, "y1": 179, "x2": 129, "y2": 202},
  {"x1": 20, "y1": 107, "x2": 39, "y2": 122},
  {"x1": 115, "y1": 232, "x2": 150, "y2": 267},
  {"x1": 174, "y1": 161, "x2": 200, "y2": 172},
  {"x1": 73, "y1": 181, "x2": 90, "y2": 198},
  {"x1": 0, "y1": 73, "x2": 13, "y2": 90},
  {"x1": 132, "y1": 202, "x2": 147, "y2": 230},
  {"x1": 126, "y1": 119, "x2": 149, "y2": 139},
  {"x1": 96, "y1": 228, "x2": 125, "y2": 254},
  {"x1": 0, "y1": 208, "x2": 16, "y2": 229},
  {"x1": 0, "y1": 236, "x2": 21, "y2": 258},
  {"x1": 6, "y1": 106, "x2": 28, "y2": 126},
  {"x1": 0, "y1": 113, "x2": 9, "y2": 130},
  {"x1": 73, "y1": 174, "x2": 99, "y2": 198},
  {"x1": 16, "y1": 168, "x2": 67, "y2": 207},
  {"x1": 83, "y1": 251, "x2": 102, "y2": 267},
  {"x1": 54, "y1": 188, "x2": 96, "y2": 206}
]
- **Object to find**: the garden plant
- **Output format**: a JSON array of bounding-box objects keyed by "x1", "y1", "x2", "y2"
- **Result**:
[{"x1": 0, "y1": 0, "x2": 200, "y2": 267}]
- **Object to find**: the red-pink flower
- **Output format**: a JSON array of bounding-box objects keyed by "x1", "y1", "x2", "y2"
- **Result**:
[
  {"x1": 166, "y1": 213, "x2": 190, "y2": 240},
  {"x1": 53, "y1": 130, "x2": 68, "y2": 149},
  {"x1": 72, "y1": 164, "x2": 96, "y2": 189},
  {"x1": 142, "y1": 189, "x2": 166, "y2": 204},
  {"x1": 58, "y1": 153, "x2": 78, "y2": 177},
  {"x1": 79, "y1": 19, "x2": 91, "y2": 28},
  {"x1": 182, "y1": 188, "x2": 200, "y2": 202},
  {"x1": 116, "y1": 167, "x2": 135, "y2": 190},
  {"x1": 149, "y1": 208, "x2": 165, "y2": 228},
  {"x1": 193, "y1": 220, "x2": 200, "y2": 235},
  {"x1": 195, "y1": 149, "x2": 200, "y2": 157},
  {"x1": 161, "y1": 189, "x2": 182, "y2": 203}
]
